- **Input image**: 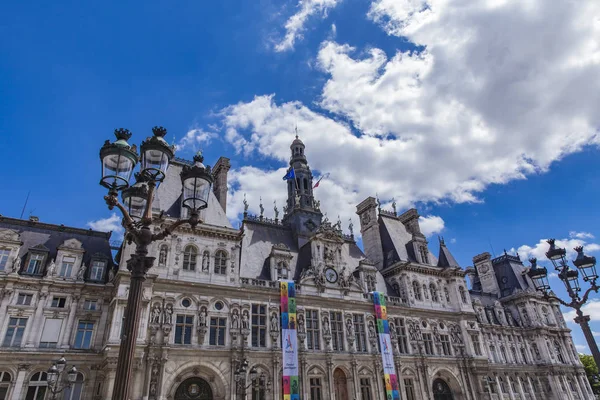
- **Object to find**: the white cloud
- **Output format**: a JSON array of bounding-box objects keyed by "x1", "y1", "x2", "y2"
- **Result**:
[
  {"x1": 177, "y1": 128, "x2": 216, "y2": 151},
  {"x1": 215, "y1": 0, "x2": 600, "y2": 234},
  {"x1": 419, "y1": 215, "x2": 445, "y2": 237},
  {"x1": 593, "y1": 331, "x2": 600, "y2": 338},
  {"x1": 575, "y1": 343, "x2": 589, "y2": 353},
  {"x1": 570, "y1": 231, "x2": 595, "y2": 240},
  {"x1": 87, "y1": 213, "x2": 124, "y2": 239},
  {"x1": 563, "y1": 299, "x2": 600, "y2": 323},
  {"x1": 275, "y1": 0, "x2": 342, "y2": 52}
]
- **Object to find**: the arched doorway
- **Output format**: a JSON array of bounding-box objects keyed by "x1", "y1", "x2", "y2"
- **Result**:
[
  {"x1": 333, "y1": 369, "x2": 348, "y2": 400},
  {"x1": 175, "y1": 377, "x2": 213, "y2": 400},
  {"x1": 432, "y1": 378, "x2": 453, "y2": 400}
]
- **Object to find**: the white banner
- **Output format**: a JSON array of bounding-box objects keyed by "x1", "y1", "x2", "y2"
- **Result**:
[{"x1": 282, "y1": 328, "x2": 299, "y2": 376}]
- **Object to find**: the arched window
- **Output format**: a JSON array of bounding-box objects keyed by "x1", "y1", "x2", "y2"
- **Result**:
[
  {"x1": 277, "y1": 262, "x2": 289, "y2": 279},
  {"x1": 392, "y1": 283, "x2": 400, "y2": 296},
  {"x1": 303, "y1": 178, "x2": 308, "y2": 191},
  {"x1": 520, "y1": 347, "x2": 529, "y2": 364},
  {"x1": 500, "y1": 346, "x2": 508, "y2": 363},
  {"x1": 511, "y1": 347, "x2": 518, "y2": 364},
  {"x1": 490, "y1": 346, "x2": 498, "y2": 363},
  {"x1": 202, "y1": 251, "x2": 210, "y2": 272},
  {"x1": 25, "y1": 372, "x2": 47, "y2": 400},
  {"x1": 183, "y1": 246, "x2": 197, "y2": 271},
  {"x1": 443, "y1": 287, "x2": 450, "y2": 302},
  {"x1": 214, "y1": 250, "x2": 227, "y2": 275},
  {"x1": 251, "y1": 371, "x2": 268, "y2": 400},
  {"x1": 63, "y1": 372, "x2": 85, "y2": 400},
  {"x1": 158, "y1": 245, "x2": 168, "y2": 266},
  {"x1": 422, "y1": 284, "x2": 429, "y2": 300},
  {"x1": 429, "y1": 284, "x2": 438, "y2": 302},
  {"x1": 412, "y1": 281, "x2": 422, "y2": 301},
  {"x1": 0, "y1": 371, "x2": 11, "y2": 400},
  {"x1": 554, "y1": 341, "x2": 565, "y2": 363},
  {"x1": 365, "y1": 275, "x2": 376, "y2": 292},
  {"x1": 459, "y1": 286, "x2": 467, "y2": 303}
]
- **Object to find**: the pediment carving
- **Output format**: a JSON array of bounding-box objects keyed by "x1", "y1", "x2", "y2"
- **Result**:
[
  {"x1": 0, "y1": 229, "x2": 20, "y2": 242},
  {"x1": 59, "y1": 238, "x2": 83, "y2": 250}
]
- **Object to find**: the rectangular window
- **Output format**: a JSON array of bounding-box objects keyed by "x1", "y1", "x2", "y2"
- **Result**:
[
  {"x1": 51, "y1": 297, "x2": 66, "y2": 308},
  {"x1": 252, "y1": 304, "x2": 267, "y2": 347},
  {"x1": 209, "y1": 317, "x2": 227, "y2": 346},
  {"x1": 40, "y1": 318, "x2": 63, "y2": 348},
  {"x1": 310, "y1": 378, "x2": 322, "y2": 400},
  {"x1": 395, "y1": 318, "x2": 409, "y2": 354},
  {"x1": 330, "y1": 311, "x2": 344, "y2": 351},
  {"x1": 90, "y1": 260, "x2": 106, "y2": 281},
  {"x1": 175, "y1": 315, "x2": 194, "y2": 345},
  {"x1": 360, "y1": 378, "x2": 372, "y2": 400},
  {"x1": 83, "y1": 299, "x2": 98, "y2": 311},
  {"x1": 74, "y1": 321, "x2": 94, "y2": 349},
  {"x1": 59, "y1": 256, "x2": 76, "y2": 278},
  {"x1": 306, "y1": 310, "x2": 320, "y2": 350},
  {"x1": 471, "y1": 334, "x2": 482, "y2": 356},
  {"x1": 404, "y1": 379, "x2": 416, "y2": 400},
  {"x1": 0, "y1": 249, "x2": 10, "y2": 271},
  {"x1": 2, "y1": 317, "x2": 27, "y2": 347},
  {"x1": 440, "y1": 334, "x2": 452, "y2": 356},
  {"x1": 423, "y1": 333, "x2": 434, "y2": 355},
  {"x1": 26, "y1": 253, "x2": 44, "y2": 275},
  {"x1": 17, "y1": 294, "x2": 33, "y2": 306},
  {"x1": 354, "y1": 314, "x2": 367, "y2": 352}
]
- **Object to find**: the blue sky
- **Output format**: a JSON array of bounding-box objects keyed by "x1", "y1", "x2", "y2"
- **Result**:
[{"x1": 2, "y1": 0, "x2": 600, "y2": 352}]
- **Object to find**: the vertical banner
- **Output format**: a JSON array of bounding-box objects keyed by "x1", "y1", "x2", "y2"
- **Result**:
[
  {"x1": 281, "y1": 280, "x2": 300, "y2": 400},
  {"x1": 372, "y1": 292, "x2": 401, "y2": 400}
]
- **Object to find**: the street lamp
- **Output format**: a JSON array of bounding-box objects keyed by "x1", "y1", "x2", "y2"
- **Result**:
[
  {"x1": 527, "y1": 239, "x2": 600, "y2": 368},
  {"x1": 234, "y1": 358, "x2": 271, "y2": 400},
  {"x1": 99, "y1": 127, "x2": 213, "y2": 400},
  {"x1": 46, "y1": 357, "x2": 78, "y2": 400}
]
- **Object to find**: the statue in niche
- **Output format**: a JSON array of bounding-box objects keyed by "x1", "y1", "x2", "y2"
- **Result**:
[
  {"x1": 159, "y1": 246, "x2": 167, "y2": 265},
  {"x1": 231, "y1": 309, "x2": 240, "y2": 329},
  {"x1": 242, "y1": 310, "x2": 250, "y2": 330},
  {"x1": 297, "y1": 314, "x2": 306, "y2": 333},
  {"x1": 12, "y1": 257, "x2": 21, "y2": 273},
  {"x1": 164, "y1": 304, "x2": 173, "y2": 325},
  {"x1": 295, "y1": 192, "x2": 301, "y2": 207},
  {"x1": 346, "y1": 318, "x2": 354, "y2": 336},
  {"x1": 76, "y1": 264, "x2": 87, "y2": 281},
  {"x1": 389, "y1": 321, "x2": 396, "y2": 339},
  {"x1": 151, "y1": 303, "x2": 162, "y2": 324},
  {"x1": 271, "y1": 313, "x2": 279, "y2": 331},
  {"x1": 198, "y1": 307, "x2": 207, "y2": 327},
  {"x1": 46, "y1": 259, "x2": 56, "y2": 277},
  {"x1": 324, "y1": 246, "x2": 334, "y2": 263},
  {"x1": 108, "y1": 267, "x2": 115, "y2": 282},
  {"x1": 368, "y1": 321, "x2": 376, "y2": 339},
  {"x1": 315, "y1": 199, "x2": 320, "y2": 211},
  {"x1": 322, "y1": 316, "x2": 331, "y2": 335}
]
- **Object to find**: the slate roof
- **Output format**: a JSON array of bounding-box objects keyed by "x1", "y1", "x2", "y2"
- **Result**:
[
  {"x1": 0, "y1": 216, "x2": 115, "y2": 271},
  {"x1": 492, "y1": 252, "x2": 530, "y2": 297},
  {"x1": 437, "y1": 239, "x2": 460, "y2": 268},
  {"x1": 379, "y1": 214, "x2": 438, "y2": 268}
]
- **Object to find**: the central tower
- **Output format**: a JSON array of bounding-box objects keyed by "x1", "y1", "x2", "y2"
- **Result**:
[{"x1": 282, "y1": 136, "x2": 323, "y2": 246}]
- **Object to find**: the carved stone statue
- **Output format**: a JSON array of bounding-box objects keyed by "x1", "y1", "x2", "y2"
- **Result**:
[
  {"x1": 295, "y1": 192, "x2": 301, "y2": 207},
  {"x1": 164, "y1": 304, "x2": 173, "y2": 325},
  {"x1": 108, "y1": 267, "x2": 115, "y2": 282},
  {"x1": 314, "y1": 199, "x2": 320, "y2": 211},
  {"x1": 297, "y1": 314, "x2": 305, "y2": 333},
  {"x1": 151, "y1": 303, "x2": 162, "y2": 324},
  {"x1": 389, "y1": 322, "x2": 396, "y2": 339},
  {"x1": 243, "y1": 193, "x2": 249, "y2": 213},
  {"x1": 198, "y1": 308, "x2": 207, "y2": 327},
  {"x1": 231, "y1": 309, "x2": 240, "y2": 329},
  {"x1": 271, "y1": 313, "x2": 279, "y2": 331},
  {"x1": 242, "y1": 311, "x2": 250, "y2": 330},
  {"x1": 322, "y1": 317, "x2": 331, "y2": 335},
  {"x1": 12, "y1": 257, "x2": 21, "y2": 273},
  {"x1": 348, "y1": 219, "x2": 353, "y2": 236},
  {"x1": 259, "y1": 197, "x2": 264, "y2": 217},
  {"x1": 46, "y1": 259, "x2": 56, "y2": 277},
  {"x1": 368, "y1": 321, "x2": 376, "y2": 339},
  {"x1": 346, "y1": 318, "x2": 354, "y2": 336},
  {"x1": 76, "y1": 264, "x2": 87, "y2": 281},
  {"x1": 274, "y1": 201, "x2": 279, "y2": 220}
]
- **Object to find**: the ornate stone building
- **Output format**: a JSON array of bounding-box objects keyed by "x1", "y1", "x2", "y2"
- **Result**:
[{"x1": 0, "y1": 137, "x2": 594, "y2": 400}]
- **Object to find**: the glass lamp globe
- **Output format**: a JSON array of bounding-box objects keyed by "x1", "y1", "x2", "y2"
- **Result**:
[
  {"x1": 46, "y1": 364, "x2": 59, "y2": 384},
  {"x1": 180, "y1": 151, "x2": 213, "y2": 215},
  {"x1": 122, "y1": 174, "x2": 149, "y2": 220},
  {"x1": 67, "y1": 366, "x2": 78, "y2": 383},
  {"x1": 573, "y1": 246, "x2": 598, "y2": 282},
  {"x1": 99, "y1": 128, "x2": 139, "y2": 191},
  {"x1": 140, "y1": 126, "x2": 174, "y2": 183}
]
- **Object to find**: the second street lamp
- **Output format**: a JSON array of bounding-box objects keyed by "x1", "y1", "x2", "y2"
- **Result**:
[
  {"x1": 527, "y1": 239, "x2": 600, "y2": 369},
  {"x1": 46, "y1": 357, "x2": 78, "y2": 400},
  {"x1": 99, "y1": 127, "x2": 213, "y2": 400}
]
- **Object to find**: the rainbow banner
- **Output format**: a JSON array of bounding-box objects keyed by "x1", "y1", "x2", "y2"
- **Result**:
[
  {"x1": 372, "y1": 292, "x2": 401, "y2": 400},
  {"x1": 281, "y1": 281, "x2": 300, "y2": 400}
]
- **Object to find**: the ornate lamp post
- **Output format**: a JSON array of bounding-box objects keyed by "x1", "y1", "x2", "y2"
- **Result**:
[
  {"x1": 46, "y1": 357, "x2": 78, "y2": 400},
  {"x1": 99, "y1": 127, "x2": 213, "y2": 400},
  {"x1": 527, "y1": 239, "x2": 600, "y2": 368},
  {"x1": 234, "y1": 358, "x2": 271, "y2": 400}
]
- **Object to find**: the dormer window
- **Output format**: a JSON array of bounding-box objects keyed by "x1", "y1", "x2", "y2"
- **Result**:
[
  {"x1": 25, "y1": 253, "x2": 45, "y2": 275},
  {"x1": 0, "y1": 248, "x2": 10, "y2": 271},
  {"x1": 277, "y1": 262, "x2": 289, "y2": 279},
  {"x1": 59, "y1": 256, "x2": 76, "y2": 278},
  {"x1": 419, "y1": 246, "x2": 429, "y2": 264},
  {"x1": 90, "y1": 260, "x2": 106, "y2": 281}
]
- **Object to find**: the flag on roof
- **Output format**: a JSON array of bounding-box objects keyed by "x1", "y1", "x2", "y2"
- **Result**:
[
  {"x1": 283, "y1": 168, "x2": 296, "y2": 180},
  {"x1": 313, "y1": 173, "x2": 330, "y2": 189}
]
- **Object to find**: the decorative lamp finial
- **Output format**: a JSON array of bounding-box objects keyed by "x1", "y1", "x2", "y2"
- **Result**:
[{"x1": 152, "y1": 126, "x2": 167, "y2": 138}]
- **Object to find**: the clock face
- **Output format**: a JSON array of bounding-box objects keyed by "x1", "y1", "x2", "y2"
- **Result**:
[{"x1": 325, "y1": 268, "x2": 338, "y2": 283}]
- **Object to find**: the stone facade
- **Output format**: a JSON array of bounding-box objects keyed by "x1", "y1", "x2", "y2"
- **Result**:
[{"x1": 0, "y1": 137, "x2": 594, "y2": 400}]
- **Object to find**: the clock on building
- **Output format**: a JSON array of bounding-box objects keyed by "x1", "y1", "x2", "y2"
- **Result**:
[{"x1": 325, "y1": 267, "x2": 338, "y2": 283}]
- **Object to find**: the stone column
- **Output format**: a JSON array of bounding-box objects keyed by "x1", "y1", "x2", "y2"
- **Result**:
[
  {"x1": 104, "y1": 367, "x2": 117, "y2": 400},
  {"x1": 326, "y1": 357, "x2": 334, "y2": 400},
  {"x1": 300, "y1": 354, "x2": 308, "y2": 400},
  {"x1": 577, "y1": 373, "x2": 593, "y2": 399},
  {"x1": 572, "y1": 374, "x2": 585, "y2": 400},
  {"x1": 14, "y1": 364, "x2": 30, "y2": 400},
  {"x1": 526, "y1": 375, "x2": 537, "y2": 400},
  {"x1": 505, "y1": 374, "x2": 516, "y2": 400},
  {"x1": 60, "y1": 294, "x2": 80, "y2": 348},
  {"x1": 561, "y1": 376, "x2": 575, "y2": 400},
  {"x1": 516, "y1": 375, "x2": 526, "y2": 400},
  {"x1": 272, "y1": 353, "x2": 280, "y2": 400},
  {"x1": 495, "y1": 374, "x2": 505, "y2": 399},
  {"x1": 373, "y1": 358, "x2": 384, "y2": 400},
  {"x1": 25, "y1": 292, "x2": 47, "y2": 347},
  {"x1": 350, "y1": 359, "x2": 360, "y2": 399}
]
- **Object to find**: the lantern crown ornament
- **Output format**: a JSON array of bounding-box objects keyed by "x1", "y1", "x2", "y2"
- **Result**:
[
  {"x1": 545, "y1": 238, "x2": 566, "y2": 262},
  {"x1": 139, "y1": 126, "x2": 175, "y2": 182}
]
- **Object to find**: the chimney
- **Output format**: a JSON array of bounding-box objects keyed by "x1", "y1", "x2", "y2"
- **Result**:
[
  {"x1": 356, "y1": 197, "x2": 383, "y2": 270},
  {"x1": 212, "y1": 157, "x2": 231, "y2": 213}
]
